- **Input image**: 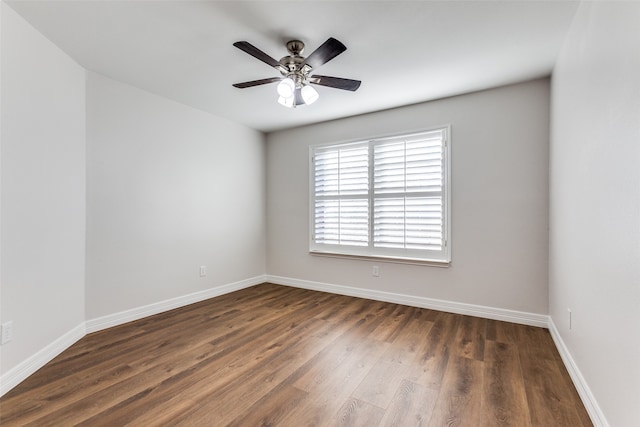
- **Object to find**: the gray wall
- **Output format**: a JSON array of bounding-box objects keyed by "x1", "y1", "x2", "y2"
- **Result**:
[
  {"x1": 550, "y1": 2, "x2": 640, "y2": 426},
  {"x1": 85, "y1": 72, "x2": 266, "y2": 319},
  {"x1": 1, "y1": 3, "x2": 86, "y2": 377},
  {"x1": 267, "y1": 79, "x2": 550, "y2": 316}
]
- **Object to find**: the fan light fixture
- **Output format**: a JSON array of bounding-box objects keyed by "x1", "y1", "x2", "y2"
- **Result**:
[
  {"x1": 276, "y1": 76, "x2": 319, "y2": 108},
  {"x1": 277, "y1": 80, "x2": 319, "y2": 108}
]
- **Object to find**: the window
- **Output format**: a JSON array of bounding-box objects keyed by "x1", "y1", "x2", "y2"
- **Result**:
[{"x1": 310, "y1": 127, "x2": 450, "y2": 264}]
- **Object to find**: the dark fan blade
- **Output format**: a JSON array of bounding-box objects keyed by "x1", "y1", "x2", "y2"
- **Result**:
[
  {"x1": 232, "y1": 77, "x2": 282, "y2": 89},
  {"x1": 303, "y1": 37, "x2": 347, "y2": 69},
  {"x1": 309, "y1": 75, "x2": 361, "y2": 91},
  {"x1": 233, "y1": 41, "x2": 286, "y2": 72}
]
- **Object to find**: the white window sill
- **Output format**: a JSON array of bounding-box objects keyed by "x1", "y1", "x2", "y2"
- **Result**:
[{"x1": 309, "y1": 250, "x2": 451, "y2": 267}]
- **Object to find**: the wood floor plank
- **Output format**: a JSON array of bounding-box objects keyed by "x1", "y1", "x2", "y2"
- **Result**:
[
  {"x1": 280, "y1": 337, "x2": 389, "y2": 425},
  {"x1": 314, "y1": 293, "x2": 371, "y2": 324},
  {"x1": 529, "y1": 324, "x2": 593, "y2": 426},
  {"x1": 223, "y1": 385, "x2": 309, "y2": 427},
  {"x1": 293, "y1": 336, "x2": 389, "y2": 394},
  {"x1": 381, "y1": 313, "x2": 434, "y2": 366},
  {"x1": 427, "y1": 355, "x2": 484, "y2": 427},
  {"x1": 0, "y1": 284, "x2": 593, "y2": 427},
  {"x1": 378, "y1": 379, "x2": 439, "y2": 426},
  {"x1": 516, "y1": 326, "x2": 589, "y2": 426},
  {"x1": 521, "y1": 356, "x2": 587, "y2": 426},
  {"x1": 369, "y1": 304, "x2": 416, "y2": 343},
  {"x1": 408, "y1": 311, "x2": 460, "y2": 390},
  {"x1": 486, "y1": 319, "x2": 517, "y2": 344},
  {"x1": 351, "y1": 359, "x2": 409, "y2": 409},
  {"x1": 334, "y1": 397, "x2": 385, "y2": 427},
  {"x1": 481, "y1": 341, "x2": 531, "y2": 427},
  {"x1": 454, "y1": 315, "x2": 486, "y2": 361}
]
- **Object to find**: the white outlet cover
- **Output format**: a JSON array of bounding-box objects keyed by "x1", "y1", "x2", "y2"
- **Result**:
[{"x1": 1, "y1": 321, "x2": 13, "y2": 344}]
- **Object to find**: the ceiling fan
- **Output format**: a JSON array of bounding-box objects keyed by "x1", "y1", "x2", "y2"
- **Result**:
[{"x1": 232, "y1": 37, "x2": 361, "y2": 108}]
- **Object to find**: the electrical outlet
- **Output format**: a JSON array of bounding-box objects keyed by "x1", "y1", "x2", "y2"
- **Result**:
[
  {"x1": 1, "y1": 321, "x2": 13, "y2": 344},
  {"x1": 567, "y1": 308, "x2": 572, "y2": 330},
  {"x1": 372, "y1": 265, "x2": 380, "y2": 277},
  {"x1": 199, "y1": 266, "x2": 207, "y2": 277}
]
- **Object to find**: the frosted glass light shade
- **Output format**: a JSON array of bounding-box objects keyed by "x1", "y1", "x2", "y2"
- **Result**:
[
  {"x1": 277, "y1": 78, "x2": 295, "y2": 98},
  {"x1": 301, "y1": 85, "x2": 319, "y2": 105},
  {"x1": 278, "y1": 95, "x2": 294, "y2": 108}
]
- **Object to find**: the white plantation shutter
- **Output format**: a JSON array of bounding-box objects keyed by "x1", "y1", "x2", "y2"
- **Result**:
[
  {"x1": 373, "y1": 132, "x2": 444, "y2": 251},
  {"x1": 311, "y1": 128, "x2": 450, "y2": 263},
  {"x1": 314, "y1": 144, "x2": 369, "y2": 246}
]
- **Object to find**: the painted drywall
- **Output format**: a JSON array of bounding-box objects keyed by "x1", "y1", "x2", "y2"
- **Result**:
[
  {"x1": 550, "y1": 2, "x2": 640, "y2": 426},
  {"x1": 267, "y1": 79, "x2": 550, "y2": 315},
  {"x1": 1, "y1": 3, "x2": 86, "y2": 375},
  {"x1": 85, "y1": 72, "x2": 266, "y2": 319}
]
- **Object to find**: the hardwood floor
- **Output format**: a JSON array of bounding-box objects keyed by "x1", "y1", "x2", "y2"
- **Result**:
[{"x1": 0, "y1": 283, "x2": 592, "y2": 426}]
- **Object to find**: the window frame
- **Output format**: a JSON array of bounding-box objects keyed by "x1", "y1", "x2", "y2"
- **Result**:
[{"x1": 309, "y1": 126, "x2": 451, "y2": 266}]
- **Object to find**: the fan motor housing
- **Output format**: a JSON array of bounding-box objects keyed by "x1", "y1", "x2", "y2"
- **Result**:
[
  {"x1": 280, "y1": 40, "x2": 307, "y2": 73},
  {"x1": 279, "y1": 55, "x2": 305, "y2": 71}
]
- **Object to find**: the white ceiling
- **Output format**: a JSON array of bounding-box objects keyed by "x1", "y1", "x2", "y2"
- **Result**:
[{"x1": 6, "y1": 0, "x2": 579, "y2": 133}]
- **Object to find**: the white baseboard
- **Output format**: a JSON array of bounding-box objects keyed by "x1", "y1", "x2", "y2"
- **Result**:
[
  {"x1": 265, "y1": 275, "x2": 549, "y2": 328},
  {"x1": 0, "y1": 323, "x2": 85, "y2": 397},
  {"x1": 86, "y1": 275, "x2": 266, "y2": 333},
  {"x1": 548, "y1": 318, "x2": 608, "y2": 427}
]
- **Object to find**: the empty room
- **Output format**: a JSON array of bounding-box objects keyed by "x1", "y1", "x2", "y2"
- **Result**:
[{"x1": 1, "y1": 1, "x2": 638, "y2": 426}]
